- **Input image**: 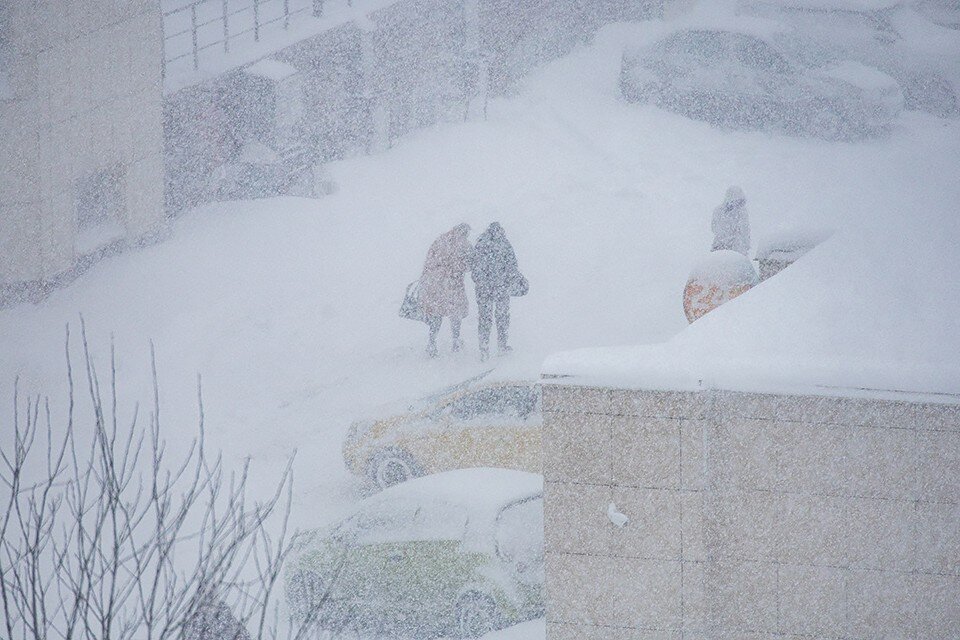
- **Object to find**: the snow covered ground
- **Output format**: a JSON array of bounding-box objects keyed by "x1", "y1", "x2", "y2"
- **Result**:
[{"x1": 3, "y1": 16, "x2": 960, "y2": 639}]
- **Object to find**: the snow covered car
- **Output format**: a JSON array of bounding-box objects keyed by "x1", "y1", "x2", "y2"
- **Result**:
[
  {"x1": 742, "y1": 2, "x2": 959, "y2": 118},
  {"x1": 620, "y1": 29, "x2": 903, "y2": 140},
  {"x1": 285, "y1": 469, "x2": 544, "y2": 639},
  {"x1": 343, "y1": 379, "x2": 542, "y2": 491}
]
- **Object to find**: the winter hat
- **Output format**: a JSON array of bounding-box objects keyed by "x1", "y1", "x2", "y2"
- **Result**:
[{"x1": 724, "y1": 186, "x2": 746, "y2": 206}]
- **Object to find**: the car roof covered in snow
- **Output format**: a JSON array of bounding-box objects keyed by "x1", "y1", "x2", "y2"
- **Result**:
[{"x1": 326, "y1": 469, "x2": 542, "y2": 553}]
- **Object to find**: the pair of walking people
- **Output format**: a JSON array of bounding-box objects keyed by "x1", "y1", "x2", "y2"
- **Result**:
[{"x1": 417, "y1": 222, "x2": 525, "y2": 360}]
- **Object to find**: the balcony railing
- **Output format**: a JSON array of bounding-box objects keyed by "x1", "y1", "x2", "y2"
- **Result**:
[{"x1": 161, "y1": 0, "x2": 352, "y2": 80}]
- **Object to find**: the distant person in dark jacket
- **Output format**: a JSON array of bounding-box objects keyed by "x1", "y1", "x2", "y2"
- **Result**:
[
  {"x1": 420, "y1": 224, "x2": 473, "y2": 358},
  {"x1": 711, "y1": 186, "x2": 751, "y2": 256},
  {"x1": 471, "y1": 222, "x2": 522, "y2": 361}
]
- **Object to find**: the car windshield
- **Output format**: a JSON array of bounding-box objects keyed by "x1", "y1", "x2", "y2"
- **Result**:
[
  {"x1": 659, "y1": 30, "x2": 728, "y2": 67},
  {"x1": 346, "y1": 498, "x2": 468, "y2": 545},
  {"x1": 349, "y1": 500, "x2": 421, "y2": 545},
  {"x1": 734, "y1": 36, "x2": 792, "y2": 74},
  {"x1": 495, "y1": 496, "x2": 544, "y2": 566},
  {"x1": 446, "y1": 385, "x2": 539, "y2": 421},
  {"x1": 415, "y1": 500, "x2": 469, "y2": 542},
  {"x1": 786, "y1": 6, "x2": 896, "y2": 37},
  {"x1": 418, "y1": 369, "x2": 493, "y2": 406}
]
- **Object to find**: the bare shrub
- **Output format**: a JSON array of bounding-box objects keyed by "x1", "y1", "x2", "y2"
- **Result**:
[{"x1": 0, "y1": 322, "x2": 332, "y2": 640}]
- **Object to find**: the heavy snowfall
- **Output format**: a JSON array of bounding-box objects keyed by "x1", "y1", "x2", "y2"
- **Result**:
[{"x1": 1, "y1": 0, "x2": 959, "y2": 638}]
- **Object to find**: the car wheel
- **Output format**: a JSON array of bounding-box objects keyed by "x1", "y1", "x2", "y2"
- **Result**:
[
  {"x1": 455, "y1": 592, "x2": 500, "y2": 639},
  {"x1": 368, "y1": 449, "x2": 423, "y2": 490}
]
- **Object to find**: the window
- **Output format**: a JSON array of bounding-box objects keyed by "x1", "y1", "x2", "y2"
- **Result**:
[
  {"x1": 347, "y1": 498, "x2": 468, "y2": 546},
  {"x1": 495, "y1": 496, "x2": 544, "y2": 567},
  {"x1": 447, "y1": 385, "x2": 540, "y2": 421},
  {"x1": 448, "y1": 389, "x2": 502, "y2": 421},
  {"x1": 351, "y1": 501, "x2": 421, "y2": 546},
  {"x1": 503, "y1": 385, "x2": 540, "y2": 419},
  {"x1": 735, "y1": 37, "x2": 792, "y2": 75},
  {"x1": 415, "y1": 501, "x2": 469, "y2": 543},
  {"x1": 661, "y1": 31, "x2": 728, "y2": 68}
]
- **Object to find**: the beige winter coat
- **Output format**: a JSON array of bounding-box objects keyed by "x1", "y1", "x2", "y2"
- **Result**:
[{"x1": 420, "y1": 225, "x2": 473, "y2": 319}]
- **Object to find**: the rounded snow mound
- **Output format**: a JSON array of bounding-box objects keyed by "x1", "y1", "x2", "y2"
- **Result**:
[{"x1": 687, "y1": 251, "x2": 759, "y2": 289}]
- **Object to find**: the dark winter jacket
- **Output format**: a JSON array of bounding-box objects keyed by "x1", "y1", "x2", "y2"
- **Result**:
[{"x1": 471, "y1": 223, "x2": 519, "y2": 298}]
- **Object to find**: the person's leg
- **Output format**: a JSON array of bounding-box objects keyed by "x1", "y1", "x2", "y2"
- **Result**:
[
  {"x1": 477, "y1": 294, "x2": 493, "y2": 359},
  {"x1": 450, "y1": 317, "x2": 463, "y2": 352},
  {"x1": 426, "y1": 316, "x2": 441, "y2": 357},
  {"x1": 496, "y1": 293, "x2": 511, "y2": 352}
]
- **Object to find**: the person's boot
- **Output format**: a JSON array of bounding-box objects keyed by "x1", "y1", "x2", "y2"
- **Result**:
[{"x1": 498, "y1": 340, "x2": 512, "y2": 355}]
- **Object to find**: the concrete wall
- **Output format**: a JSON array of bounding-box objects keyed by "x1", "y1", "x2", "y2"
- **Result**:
[
  {"x1": 542, "y1": 385, "x2": 960, "y2": 638},
  {"x1": 0, "y1": 0, "x2": 165, "y2": 298}
]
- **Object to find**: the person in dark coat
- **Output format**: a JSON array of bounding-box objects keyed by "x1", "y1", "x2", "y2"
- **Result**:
[
  {"x1": 471, "y1": 222, "x2": 521, "y2": 361},
  {"x1": 420, "y1": 224, "x2": 473, "y2": 357}
]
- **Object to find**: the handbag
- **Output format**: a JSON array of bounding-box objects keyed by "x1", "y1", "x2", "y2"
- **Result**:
[
  {"x1": 399, "y1": 280, "x2": 428, "y2": 322},
  {"x1": 508, "y1": 272, "x2": 529, "y2": 297}
]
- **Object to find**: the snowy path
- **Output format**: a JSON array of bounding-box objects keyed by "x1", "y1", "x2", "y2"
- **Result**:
[{"x1": 2, "y1": 22, "x2": 959, "y2": 640}]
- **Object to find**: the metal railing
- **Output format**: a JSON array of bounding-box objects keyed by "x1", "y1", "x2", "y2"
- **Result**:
[{"x1": 161, "y1": 0, "x2": 351, "y2": 79}]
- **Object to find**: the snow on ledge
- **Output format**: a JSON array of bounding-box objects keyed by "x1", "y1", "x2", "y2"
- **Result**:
[
  {"x1": 541, "y1": 201, "x2": 960, "y2": 405},
  {"x1": 541, "y1": 342, "x2": 960, "y2": 405}
]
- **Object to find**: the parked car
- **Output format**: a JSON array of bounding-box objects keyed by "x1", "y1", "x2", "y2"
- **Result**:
[
  {"x1": 343, "y1": 378, "x2": 542, "y2": 491},
  {"x1": 620, "y1": 29, "x2": 904, "y2": 140},
  {"x1": 285, "y1": 469, "x2": 544, "y2": 639},
  {"x1": 742, "y1": 2, "x2": 959, "y2": 117},
  {"x1": 913, "y1": 0, "x2": 960, "y2": 30}
]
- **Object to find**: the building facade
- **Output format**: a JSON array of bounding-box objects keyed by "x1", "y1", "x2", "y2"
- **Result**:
[
  {"x1": 0, "y1": 0, "x2": 165, "y2": 303},
  {"x1": 543, "y1": 384, "x2": 960, "y2": 638}
]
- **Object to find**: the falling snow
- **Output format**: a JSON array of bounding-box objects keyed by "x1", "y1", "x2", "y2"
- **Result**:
[{"x1": 1, "y1": 0, "x2": 959, "y2": 639}]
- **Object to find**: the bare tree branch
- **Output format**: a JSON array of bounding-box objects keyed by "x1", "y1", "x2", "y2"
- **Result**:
[{"x1": 0, "y1": 326, "x2": 335, "y2": 640}]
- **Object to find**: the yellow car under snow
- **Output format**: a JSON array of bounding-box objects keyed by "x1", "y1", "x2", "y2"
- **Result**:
[{"x1": 343, "y1": 378, "x2": 542, "y2": 490}]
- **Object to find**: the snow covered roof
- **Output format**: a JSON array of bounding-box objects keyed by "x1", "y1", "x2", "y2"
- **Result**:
[
  {"x1": 543, "y1": 214, "x2": 960, "y2": 401},
  {"x1": 341, "y1": 469, "x2": 542, "y2": 552}
]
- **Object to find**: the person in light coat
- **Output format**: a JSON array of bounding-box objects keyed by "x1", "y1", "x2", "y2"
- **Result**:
[
  {"x1": 711, "y1": 186, "x2": 751, "y2": 256},
  {"x1": 419, "y1": 224, "x2": 473, "y2": 357}
]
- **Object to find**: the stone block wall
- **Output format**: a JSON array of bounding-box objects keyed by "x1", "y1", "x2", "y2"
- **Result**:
[{"x1": 542, "y1": 384, "x2": 960, "y2": 639}]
